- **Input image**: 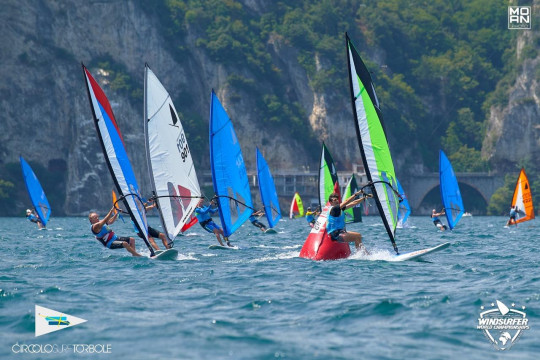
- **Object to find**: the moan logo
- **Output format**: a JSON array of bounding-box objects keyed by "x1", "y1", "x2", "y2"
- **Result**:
[
  {"x1": 477, "y1": 300, "x2": 530, "y2": 350},
  {"x1": 508, "y1": 6, "x2": 531, "y2": 29}
]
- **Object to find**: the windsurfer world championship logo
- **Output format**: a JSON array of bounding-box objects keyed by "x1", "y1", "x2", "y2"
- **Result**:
[
  {"x1": 477, "y1": 300, "x2": 530, "y2": 350},
  {"x1": 508, "y1": 6, "x2": 531, "y2": 29}
]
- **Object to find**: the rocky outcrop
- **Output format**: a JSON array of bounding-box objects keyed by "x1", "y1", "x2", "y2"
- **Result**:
[
  {"x1": 0, "y1": 0, "x2": 360, "y2": 215},
  {"x1": 482, "y1": 25, "x2": 540, "y2": 172}
]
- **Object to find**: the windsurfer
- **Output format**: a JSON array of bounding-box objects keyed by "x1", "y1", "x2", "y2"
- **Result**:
[
  {"x1": 305, "y1": 207, "x2": 320, "y2": 228},
  {"x1": 26, "y1": 209, "x2": 45, "y2": 229},
  {"x1": 195, "y1": 198, "x2": 231, "y2": 247},
  {"x1": 326, "y1": 192, "x2": 369, "y2": 254},
  {"x1": 506, "y1": 206, "x2": 518, "y2": 226},
  {"x1": 249, "y1": 209, "x2": 267, "y2": 232},
  {"x1": 89, "y1": 207, "x2": 141, "y2": 257},
  {"x1": 431, "y1": 209, "x2": 448, "y2": 231}
]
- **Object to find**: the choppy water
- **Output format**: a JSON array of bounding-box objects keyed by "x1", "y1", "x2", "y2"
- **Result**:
[{"x1": 1, "y1": 216, "x2": 539, "y2": 359}]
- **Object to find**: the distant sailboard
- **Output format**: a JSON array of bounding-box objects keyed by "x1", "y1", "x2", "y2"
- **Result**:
[
  {"x1": 510, "y1": 168, "x2": 535, "y2": 225},
  {"x1": 289, "y1": 192, "x2": 304, "y2": 219},
  {"x1": 396, "y1": 178, "x2": 410, "y2": 228},
  {"x1": 209, "y1": 90, "x2": 253, "y2": 239},
  {"x1": 439, "y1": 150, "x2": 464, "y2": 230},
  {"x1": 256, "y1": 147, "x2": 282, "y2": 229},
  {"x1": 20, "y1": 156, "x2": 51, "y2": 227},
  {"x1": 318, "y1": 142, "x2": 340, "y2": 207},
  {"x1": 343, "y1": 174, "x2": 362, "y2": 223}
]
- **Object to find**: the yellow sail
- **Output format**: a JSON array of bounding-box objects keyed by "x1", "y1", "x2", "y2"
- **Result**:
[{"x1": 511, "y1": 168, "x2": 535, "y2": 224}]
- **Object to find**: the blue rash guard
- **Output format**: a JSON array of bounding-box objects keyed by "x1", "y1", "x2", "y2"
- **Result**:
[
  {"x1": 91, "y1": 224, "x2": 117, "y2": 248},
  {"x1": 327, "y1": 206, "x2": 346, "y2": 240},
  {"x1": 27, "y1": 214, "x2": 39, "y2": 223},
  {"x1": 194, "y1": 205, "x2": 218, "y2": 223}
]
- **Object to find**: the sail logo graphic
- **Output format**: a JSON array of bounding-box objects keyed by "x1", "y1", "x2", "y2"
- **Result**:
[
  {"x1": 477, "y1": 300, "x2": 529, "y2": 350},
  {"x1": 508, "y1": 6, "x2": 531, "y2": 29},
  {"x1": 35, "y1": 305, "x2": 87, "y2": 337}
]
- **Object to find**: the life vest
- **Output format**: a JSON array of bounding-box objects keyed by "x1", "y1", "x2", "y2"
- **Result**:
[
  {"x1": 91, "y1": 224, "x2": 116, "y2": 247},
  {"x1": 326, "y1": 207, "x2": 345, "y2": 234}
]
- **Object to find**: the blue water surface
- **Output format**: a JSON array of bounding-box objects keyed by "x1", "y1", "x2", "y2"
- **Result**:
[{"x1": 0, "y1": 216, "x2": 538, "y2": 359}]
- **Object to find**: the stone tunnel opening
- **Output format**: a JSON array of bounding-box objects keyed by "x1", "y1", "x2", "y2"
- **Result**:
[{"x1": 417, "y1": 182, "x2": 488, "y2": 215}]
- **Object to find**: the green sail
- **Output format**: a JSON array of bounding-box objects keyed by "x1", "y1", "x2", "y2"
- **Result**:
[
  {"x1": 318, "y1": 142, "x2": 340, "y2": 207},
  {"x1": 343, "y1": 174, "x2": 362, "y2": 223},
  {"x1": 346, "y1": 33, "x2": 400, "y2": 253}
]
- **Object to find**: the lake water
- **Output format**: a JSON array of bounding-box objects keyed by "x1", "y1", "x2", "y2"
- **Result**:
[{"x1": 1, "y1": 215, "x2": 538, "y2": 359}]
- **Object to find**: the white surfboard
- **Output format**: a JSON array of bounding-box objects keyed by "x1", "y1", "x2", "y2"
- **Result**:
[
  {"x1": 390, "y1": 242, "x2": 450, "y2": 262},
  {"x1": 264, "y1": 228, "x2": 277, "y2": 234},
  {"x1": 208, "y1": 244, "x2": 239, "y2": 250},
  {"x1": 151, "y1": 248, "x2": 178, "y2": 260}
]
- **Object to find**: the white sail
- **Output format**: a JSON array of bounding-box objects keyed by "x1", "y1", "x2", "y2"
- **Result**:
[{"x1": 144, "y1": 65, "x2": 201, "y2": 242}]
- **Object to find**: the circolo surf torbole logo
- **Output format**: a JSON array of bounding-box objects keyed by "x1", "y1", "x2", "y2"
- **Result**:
[
  {"x1": 35, "y1": 305, "x2": 87, "y2": 337},
  {"x1": 477, "y1": 300, "x2": 530, "y2": 350}
]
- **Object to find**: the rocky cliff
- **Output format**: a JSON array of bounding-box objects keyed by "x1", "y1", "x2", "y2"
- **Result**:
[
  {"x1": 0, "y1": 0, "x2": 360, "y2": 215},
  {"x1": 482, "y1": 4, "x2": 540, "y2": 172}
]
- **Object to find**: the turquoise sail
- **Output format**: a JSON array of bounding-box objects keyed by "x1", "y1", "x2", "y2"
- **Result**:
[
  {"x1": 396, "y1": 179, "x2": 410, "y2": 227},
  {"x1": 20, "y1": 156, "x2": 51, "y2": 226},
  {"x1": 439, "y1": 150, "x2": 464, "y2": 230},
  {"x1": 256, "y1": 147, "x2": 282, "y2": 228},
  {"x1": 209, "y1": 90, "x2": 253, "y2": 237}
]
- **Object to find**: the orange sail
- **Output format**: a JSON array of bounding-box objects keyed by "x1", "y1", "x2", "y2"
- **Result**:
[
  {"x1": 112, "y1": 190, "x2": 119, "y2": 215},
  {"x1": 511, "y1": 168, "x2": 535, "y2": 224}
]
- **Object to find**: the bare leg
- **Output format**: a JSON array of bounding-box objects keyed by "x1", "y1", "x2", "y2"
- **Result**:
[
  {"x1": 148, "y1": 236, "x2": 160, "y2": 250},
  {"x1": 159, "y1": 233, "x2": 170, "y2": 249},
  {"x1": 123, "y1": 240, "x2": 141, "y2": 257},
  {"x1": 213, "y1": 229, "x2": 224, "y2": 246},
  {"x1": 343, "y1": 231, "x2": 369, "y2": 255}
]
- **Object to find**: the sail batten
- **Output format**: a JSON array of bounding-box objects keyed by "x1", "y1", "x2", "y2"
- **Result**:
[
  {"x1": 144, "y1": 65, "x2": 201, "y2": 243},
  {"x1": 346, "y1": 33, "x2": 400, "y2": 252}
]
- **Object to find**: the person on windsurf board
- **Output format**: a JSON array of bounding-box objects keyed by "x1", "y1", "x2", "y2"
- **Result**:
[
  {"x1": 89, "y1": 207, "x2": 141, "y2": 257},
  {"x1": 26, "y1": 208, "x2": 45, "y2": 229},
  {"x1": 327, "y1": 191, "x2": 370, "y2": 254},
  {"x1": 305, "y1": 207, "x2": 320, "y2": 228},
  {"x1": 195, "y1": 198, "x2": 231, "y2": 247},
  {"x1": 431, "y1": 209, "x2": 448, "y2": 231},
  {"x1": 249, "y1": 209, "x2": 267, "y2": 232}
]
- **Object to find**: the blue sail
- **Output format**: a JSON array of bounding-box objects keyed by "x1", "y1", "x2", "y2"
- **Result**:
[
  {"x1": 209, "y1": 90, "x2": 253, "y2": 237},
  {"x1": 20, "y1": 156, "x2": 51, "y2": 226},
  {"x1": 439, "y1": 150, "x2": 464, "y2": 230},
  {"x1": 396, "y1": 178, "x2": 410, "y2": 227},
  {"x1": 256, "y1": 147, "x2": 282, "y2": 228}
]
